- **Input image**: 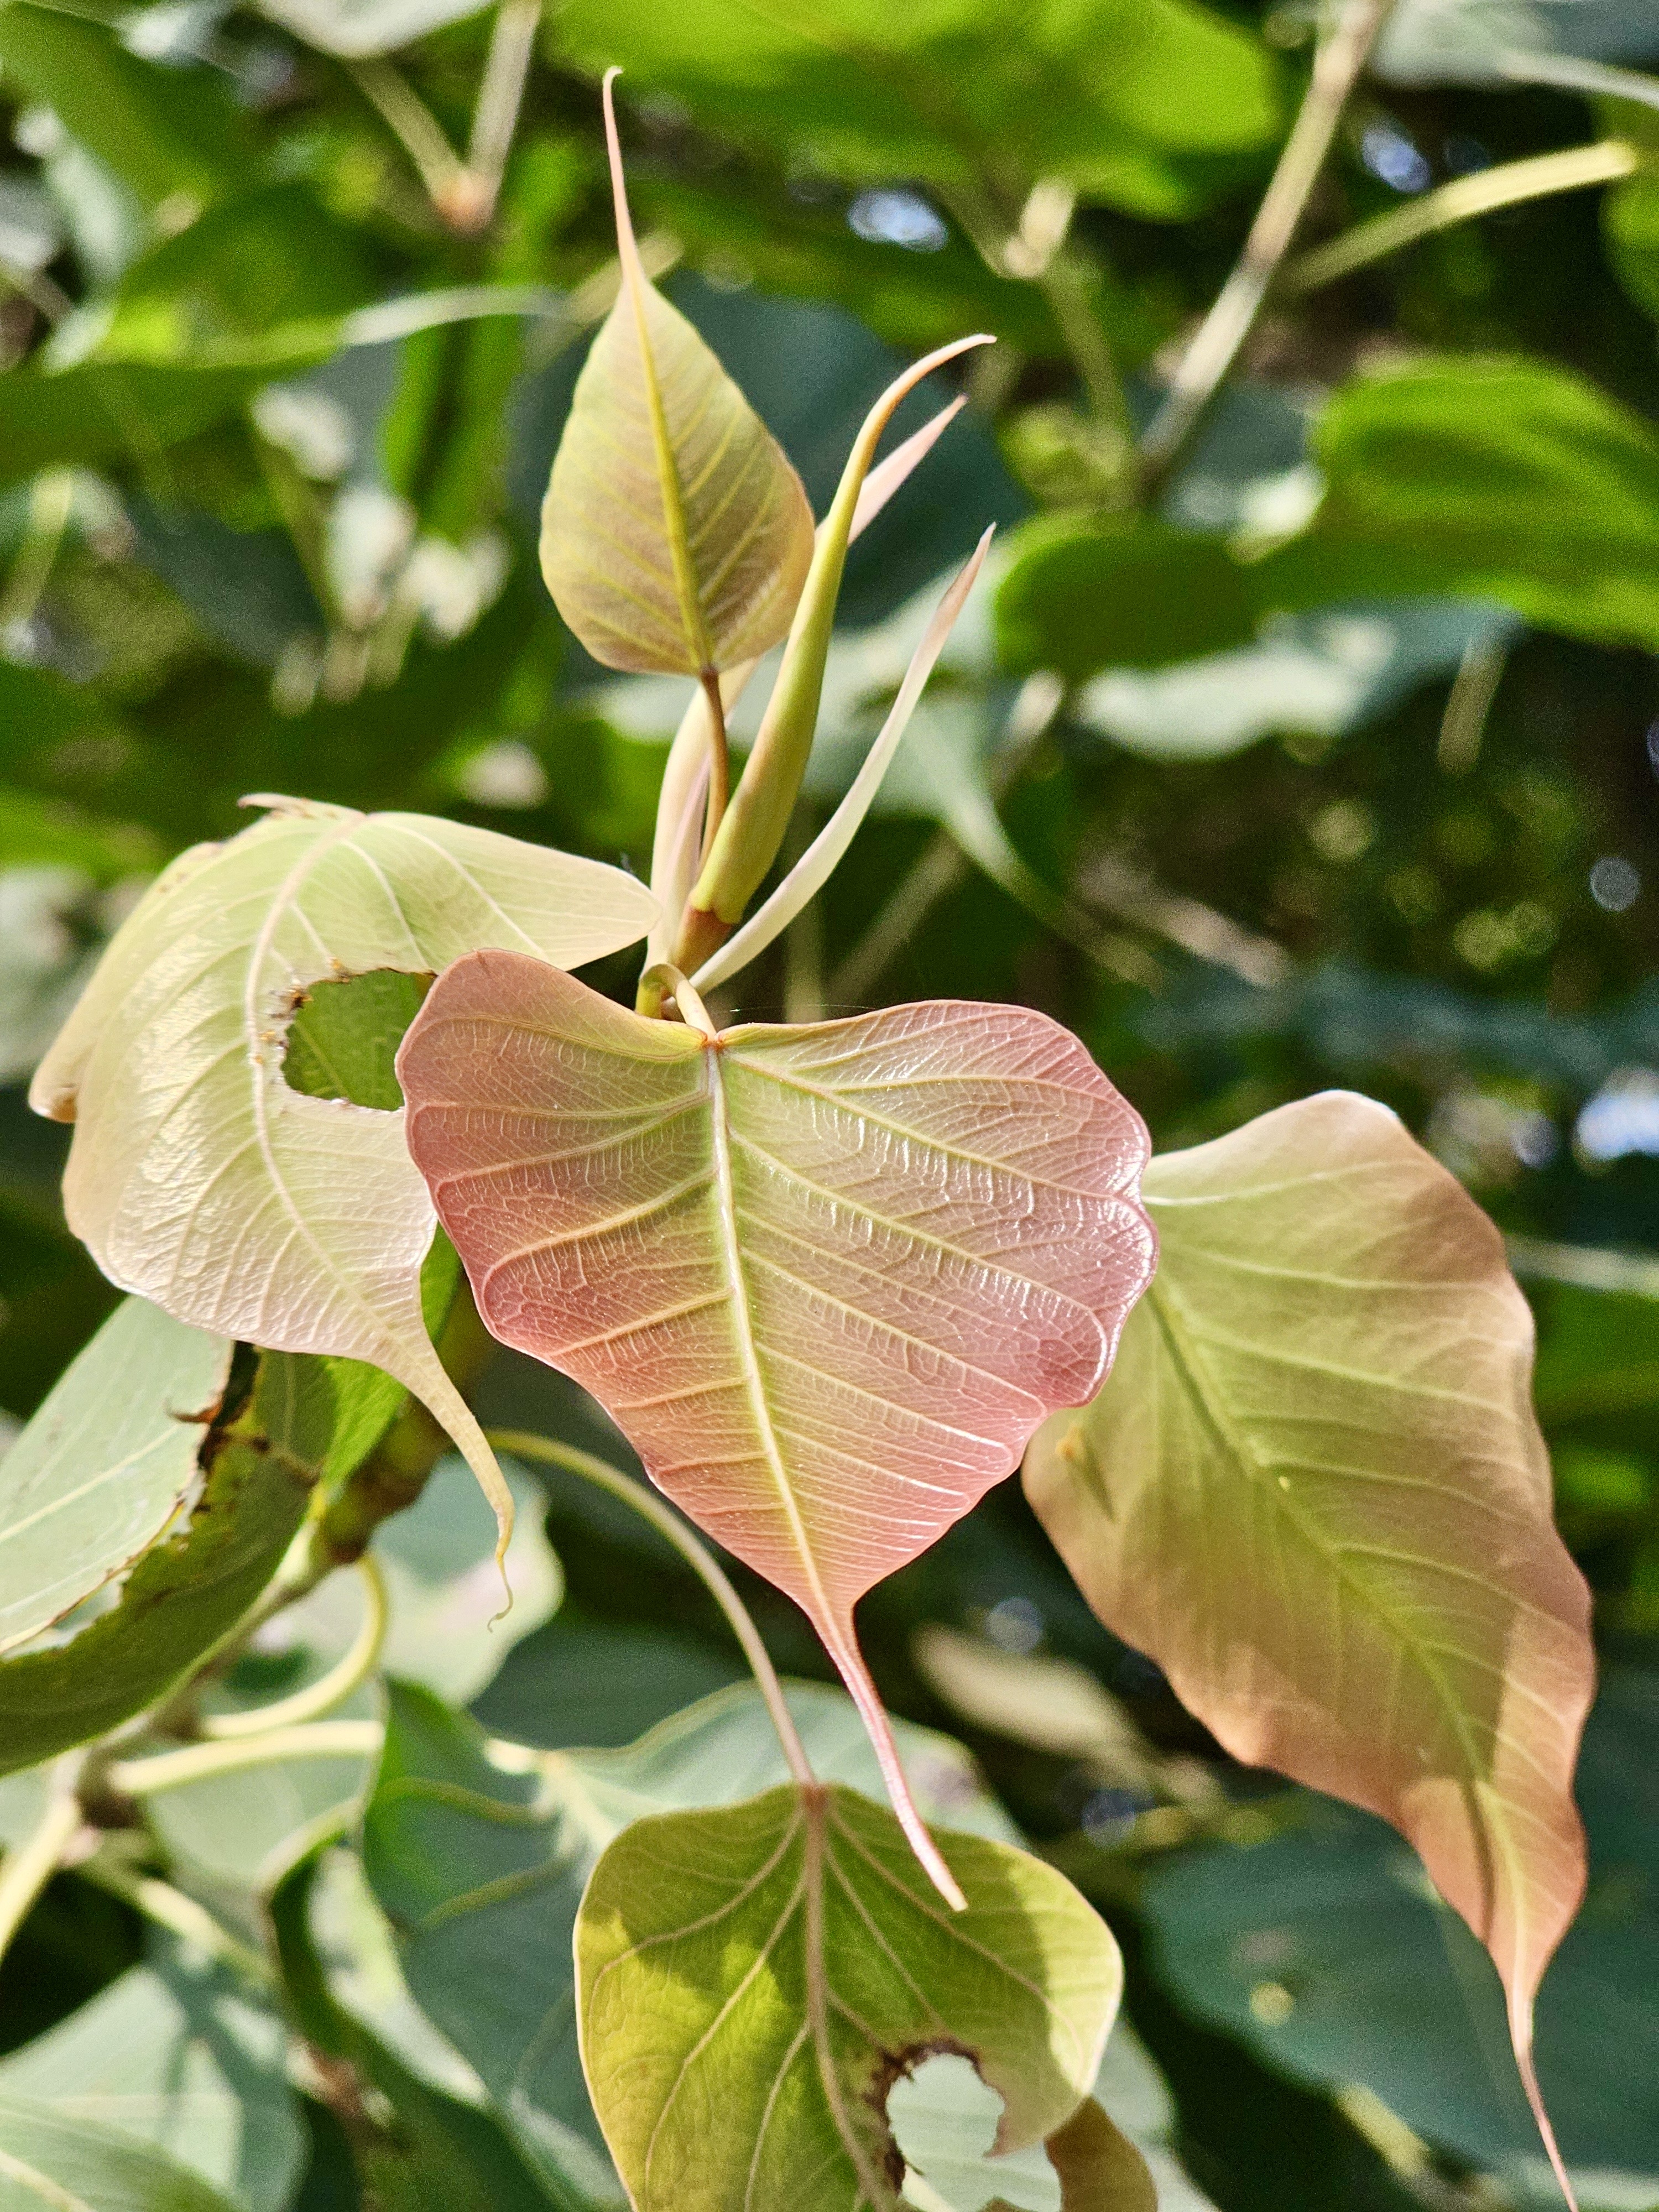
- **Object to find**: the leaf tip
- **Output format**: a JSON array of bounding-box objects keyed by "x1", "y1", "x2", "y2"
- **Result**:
[{"x1": 599, "y1": 66, "x2": 640, "y2": 276}]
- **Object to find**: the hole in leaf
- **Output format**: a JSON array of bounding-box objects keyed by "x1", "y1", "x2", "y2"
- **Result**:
[
  {"x1": 284, "y1": 969, "x2": 433, "y2": 1111},
  {"x1": 889, "y1": 2051, "x2": 1062, "y2": 2212}
]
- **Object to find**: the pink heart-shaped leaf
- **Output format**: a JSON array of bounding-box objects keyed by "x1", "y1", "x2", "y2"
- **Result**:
[{"x1": 398, "y1": 954, "x2": 1155, "y2": 1901}]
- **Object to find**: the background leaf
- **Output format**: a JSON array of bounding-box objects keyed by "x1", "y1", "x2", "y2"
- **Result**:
[
  {"x1": 0, "y1": 2091, "x2": 239, "y2": 2212},
  {"x1": 0, "y1": 1937, "x2": 301, "y2": 2212},
  {"x1": 0, "y1": 1295, "x2": 230, "y2": 1653}
]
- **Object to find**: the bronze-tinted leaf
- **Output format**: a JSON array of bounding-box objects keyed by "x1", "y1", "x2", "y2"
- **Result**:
[
  {"x1": 397, "y1": 955, "x2": 1155, "y2": 1901},
  {"x1": 1024, "y1": 1091, "x2": 1594, "y2": 2198}
]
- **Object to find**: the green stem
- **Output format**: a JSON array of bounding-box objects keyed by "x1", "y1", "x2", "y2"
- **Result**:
[
  {"x1": 347, "y1": 58, "x2": 468, "y2": 217},
  {"x1": 81, "y1": 1856, "x2": 273, "y2": 1985},
  {"x1": 199, "y1": 1557, "x2": 387, "y2": 1741},
  {"x1": 0, "y1": 1757, "x2": 84, "y2": 1969},
  {"x1": 0, "y1": 469, "x2": 75, "y2": 639},
  {"x1": 486, "y1": 1429, "x2": 816, "y2": 1788},
  {"x1": 456, "y1": 0, "x2": 542, "y2": 231},
  {"x1": 106, "y1": 1721, "x2": 382, "y2": 1799},
  {"x1": 1283, "y1": 139, "x2": 1639, "y2": 296},
  {"x1": 1140, "y1": 0, "x2": 1395, "y2": 483}
]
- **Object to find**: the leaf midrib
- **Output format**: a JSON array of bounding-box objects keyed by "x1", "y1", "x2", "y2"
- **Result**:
[{"x1": 1144, "y1": 1258, "x2": 1518, "y2": 1910}]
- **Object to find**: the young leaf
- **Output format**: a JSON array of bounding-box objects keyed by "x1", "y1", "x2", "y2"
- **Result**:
[
  {"x1": 689, "y1": 525, "x2": 996, "y2": 993},
  {"x1": 685, "y1": 333, "x2": 991, "y2": 946},
  {"x1": 29, "y1": 797, "x2": 655, "y2": 1555},
  {"x1": 0, "y1": 1296, "x2": 231, "y2": 1654},
  {"x1": 1023, "y1": 1091, "x2": 1594, "y2": 2199},
  {"x1": 575, "y1": 1783, "x2": 1122, "y2": 2211},
  {"x1": 397, "y1": 959, "x2": 1155, "y2": 1901},
  {"x1": 539, "y1": 74, "x2": 815, "y2": 678},
  {"x1": 645, "y1": 394, "x2": 970, "y2": 967}
]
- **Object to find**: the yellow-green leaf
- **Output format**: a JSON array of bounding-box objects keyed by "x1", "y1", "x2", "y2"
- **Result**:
[
  {"x1": 539, "y1": 74, "x2": 814, "y2": 677},
  {"x1": 1024, "y1": 1091, "x2": 1594, "y2": 2201},
  {"x1": 575, "y1": 1782, "x2": 1123, "y2": 2210}
]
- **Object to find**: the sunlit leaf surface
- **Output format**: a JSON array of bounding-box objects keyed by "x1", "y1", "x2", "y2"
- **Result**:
[
  {"x1": 575, "y1": 1782, "x2": 1121, "y2": 2210},
  {"x1": 29, "y1": 797, "x2": 655, "y2": 1550},
  {"x1": 364, "y1": 1677, "x2": 1015, "y2": 2205},
  {"x1": 397, "y1": 955, "x2": 1154, "y2": 1896},
  {"x1": 1025, "y1": 1091, "x2": 1595, "y2": 2189},
  {"x1": 540, "y1": 76, "x2": 813, "y2": 677}
]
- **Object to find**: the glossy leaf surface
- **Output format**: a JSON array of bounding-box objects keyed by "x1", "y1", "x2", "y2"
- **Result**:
[
  {"x1": 398, "y1": 956, "x2": 1155, "y2": 1895},
  {"x1": 1024, "y1": 1092, "x2": 1594, "y2": 2187},
  {"x1": 1258, "y1": 356, "x2": 1659, "y2": 651},
  {"x1": 29, "y1": 797, "x2": 655, "y2": 1551},
  {"x1": 575, "y1": 1782, "x2": 1121, "y2": 2210},
  {"x1": 540, "y1": 77, "x2": 813, "y2": 677},
  {"x1": 364, "y1": 1678, "x2": 1016, "y2": 2206},
  {"x1": 0, "y1": 1296, "x2": 230, "y2": 1653}
]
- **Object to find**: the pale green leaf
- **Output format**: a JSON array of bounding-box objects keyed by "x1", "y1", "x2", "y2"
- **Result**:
[
  {"x1": 0, "y1": 1939, "x2": 301, "y2": 2212},
  {"x1": 575, "y1": 1781, "x2": 1121, "y2": 2210},
  {"x1": 0, "y1": 2093, "x2": 238, "y2": 2212},
  {"x1": 1024, "y1": 1091, "x2": 1595, "y2": 2192},
  {"x1": 540, "y1": 76, "x2": 813, "y2": 677},
  {"x1": 29, "y1": 796, "x2": 655, "y2": 1554},
  {"x1": 890, "y1": 2053, "x2": 1156, "y2": 2211},
  {"x1": 0, "y1": 1297, "x2": 231, "y2": 1655},
  {"x1": 0, "y1": 1348, "x2": 385, "y2": 1777}
]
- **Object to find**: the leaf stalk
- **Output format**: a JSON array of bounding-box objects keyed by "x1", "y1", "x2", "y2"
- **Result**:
[
  {"x1": 486, "y1": 1428, "x2": 817, "y2": 1789},
  {"x1": 1140, "y1": 0, "x2": 1395, "y2": 484}
]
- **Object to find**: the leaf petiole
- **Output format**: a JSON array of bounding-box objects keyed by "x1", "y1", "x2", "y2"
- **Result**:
[
  {"x1": 196, "y1": 1556, "x2": 388, "y2": 1742},
  {"x1": 485, "y1": 1428, "x2": 817, "y2": 1788}
]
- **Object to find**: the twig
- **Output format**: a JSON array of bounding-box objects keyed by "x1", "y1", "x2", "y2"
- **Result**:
[
  {"x1": 347, "y1": 58, "x2": 468, "y2": 219},
  {"x1": 487, "y1": 1429, "x2": 817, "y2": 1788},
  {"x1": 0, "y1": 468, "x2": 75, "y2": 640},
  {"x1": 0, "y1": 1757, "x2": 86, "y2": 1970},
  {"x1": 453, "y1": 0, "x2": 542, "y2": 232},
  {"x1": 106, "y1": 1721, "x2": 383, "y2": 1798},
  {"x1": 80, "y1": 1855, "x2": 273, "y2": 1985},
  {"x1": 1140, "y1": 0, "x2": 1395, "y2": 482},
  {"x1": 829, "y1": 830, "x2": 967, "y2": 1008},
  {"x1": 1437, "y1": 632, "x2": 1509, "y2": 778},
  {"x1": 1077, "y1": 851, "x2": 1290, "y2": 987},
  {"x1": 199, "y1": 1557, "x2": 387, "y2": 1740},
  {"x1": 1507, "y1": 1237, "x2": 1659, "y2": 1301},
  {"x1": 1284, "y1": 139, "x2": 1638, "y2": 297}
]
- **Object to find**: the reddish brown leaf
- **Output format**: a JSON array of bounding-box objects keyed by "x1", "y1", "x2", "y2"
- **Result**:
[{"x1": 397, "y1": 954, "x2": 1154, "y2": 1901}]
